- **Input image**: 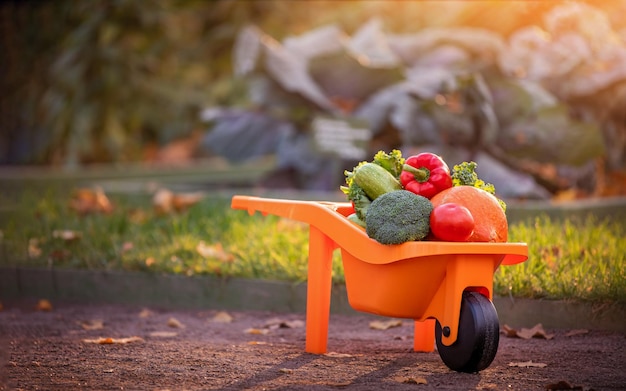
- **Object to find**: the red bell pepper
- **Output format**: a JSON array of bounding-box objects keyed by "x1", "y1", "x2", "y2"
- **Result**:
[{"x1": 400, "y1": 153, "x2": 453, "y2": 199}]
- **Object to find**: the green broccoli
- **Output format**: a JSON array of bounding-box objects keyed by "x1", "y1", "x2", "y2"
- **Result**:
[
  {"x1": 371, "y1": 149, "x2": 405, "y2": 179},
  {"x1": 451, "y1": 161, "x2": 488, "y2": 190},
  {"x1": 451, "y1": 161, "x2": 506, "y2": 211},
  {"x1": 365, "y1": 190, "x2": 433, "y2": 245}
]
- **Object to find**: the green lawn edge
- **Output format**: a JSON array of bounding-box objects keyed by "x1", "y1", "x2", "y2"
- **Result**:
[
  {"x1": 1, "y1": 187, "x2": 625, "y2": 304},
  {"x1": 2, "y1": 266, "x2": 624, "y2": 333}
]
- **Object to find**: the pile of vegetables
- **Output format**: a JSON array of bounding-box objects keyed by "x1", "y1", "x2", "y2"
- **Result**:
[{"x1": 341, "y1": 150, "x2": 508, "y2": 245}]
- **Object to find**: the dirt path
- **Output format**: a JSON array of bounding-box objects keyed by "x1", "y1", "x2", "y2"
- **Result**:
[{"x1": 1, "y1": 301, "x2": 624, "y2": 390}]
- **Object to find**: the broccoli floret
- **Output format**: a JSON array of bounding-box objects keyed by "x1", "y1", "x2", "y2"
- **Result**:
[
  {"x1": 451, "y1": 161, "x2": 507, "y2": 211},
  {"x1": 452, "y1": 161, "x2": 482, "y2": 188},
  {"x1": 372, "y1": 149, "x2": 405, "y2": 179},
  {"x1": 365, "y1": 190, "x2": 433, "y2": 245}
]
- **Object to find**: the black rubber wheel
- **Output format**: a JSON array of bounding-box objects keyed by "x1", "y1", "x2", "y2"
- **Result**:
[{"x1": 435, "y1": 291, "x2": 500, "y2": 373}]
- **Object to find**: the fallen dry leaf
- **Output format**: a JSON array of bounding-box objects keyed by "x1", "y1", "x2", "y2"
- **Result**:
[
  {"x1": 247, "y1": 341, "x2": 268, "y2": 345},
  {"x1": 263, "y1": 317, "x2": 305, "y2": 330},
  {"x1": 167, "y1": 317, "x2": 185, "y2": 328},
  {"x1": 120, "y1": 241, "x2": 134, "y2": 253},
  {"x1": 501, "y1": 324, "x2": 518, "y2": 338},
  {"x1": 52, "y1": 229, "x2": 82, "y2": 242},
  {"x1": 508, "y1": 360, "x2": 548, "y2": 368},
  {"x1": 211, "y1": 311, "x2": 233, "y2": 323},
  {"x1": 138, "y1": 308, "x2": 154, "y2": 318},
  {"x1": 393, "y1": 376, "x2": 428, "y2": 385},
  {"x1": 245, "y1": 328, "x2": 269, "y2": 335},
  {"x1": 324, "y1": 352, "x2": 354, "y2": 358},
  {"x1": 82, "y1": 336, "x2": 144, "y2": 344},
  {"x1": 172, "y1": 191, "x2": 204, "y2": 211},
  {"x1": 153, "y1": 188, "x2": 204, "y2": 214},
  {"x1": 80, "y1": 319, "x2": 104, "y2": 330},
  {"x1": 149, "y1": 331, "x2": 178, "y2": 338},
  {"x1": 263, "y1": 317, "x2": 283, "y2": 329},
  {"x1": 153, "y1": 188, "x2": 175, "y2": 214},
  {"x1": 502, "y1": 324, "x2": 554, "y2": 340},
  {"x1": 518, "y1": 324, "x2": 555, "y2": 340},
  {"x1": 282, "y1": 320, "x2": 305, "y2": 329},
  {"x1": 69, "y1": 187, "x2": 114, "y2": 215},
  {"x1": 564, "y1": 329, "x2": 589, "y2": 337},
  {"x1": 369, "y1": 319, "x2": 402, "y2": 330},
  {"x1": 35, "y1": 299, "x2": 53, "y2": 311},
  {"x1": 196, "y1": 241, "x2": 233, "y2": 262}
]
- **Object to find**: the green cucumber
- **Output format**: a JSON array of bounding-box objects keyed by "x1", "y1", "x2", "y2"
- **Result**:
[{"x1": 353, "y1": 162, "x2": 403, "y2": 200}]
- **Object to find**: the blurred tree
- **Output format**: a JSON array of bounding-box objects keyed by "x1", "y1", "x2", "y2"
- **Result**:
[
  {"x1": 0, "y1": 0, "x2": 265, "y2": 166},
  {"x1": 0, "y1": 1, "x2": 68, "y2": 164}
]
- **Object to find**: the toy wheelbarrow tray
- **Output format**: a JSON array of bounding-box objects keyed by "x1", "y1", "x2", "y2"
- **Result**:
[{"x1": 231, "y1": 195, "x2": 528, "y2": 373}]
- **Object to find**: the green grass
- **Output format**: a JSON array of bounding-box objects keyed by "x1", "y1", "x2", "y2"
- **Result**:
[
  {"x1": 500, "y1": 216, "x2": 625, "y2": 302},
  {"x1": 1, "y1": 189, "x2": 624, "y2": 303}
]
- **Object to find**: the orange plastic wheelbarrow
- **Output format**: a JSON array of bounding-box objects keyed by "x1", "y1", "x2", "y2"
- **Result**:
[{"x1": 231, "y1": 195, "x2": 528, "y2": 372}]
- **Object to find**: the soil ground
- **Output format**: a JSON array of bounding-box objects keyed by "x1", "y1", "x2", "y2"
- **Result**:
[{"x1": 1, "y1": 301, "x2": 624, "y2": 391}]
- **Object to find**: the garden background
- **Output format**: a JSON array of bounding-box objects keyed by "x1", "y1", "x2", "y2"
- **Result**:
[{"x1": 1, "y1": 0, "x2": 625, "y2": 309}]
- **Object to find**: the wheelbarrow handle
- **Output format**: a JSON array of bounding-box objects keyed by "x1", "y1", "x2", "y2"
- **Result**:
[{"x1": 231, "y1": 195, "x2": 347, "y2": 221}]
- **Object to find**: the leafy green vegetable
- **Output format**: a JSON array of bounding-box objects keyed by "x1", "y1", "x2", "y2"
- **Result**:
[
  {"x1": 371, "y1": 149, "x2": 405, "y2": 178},
  {"x1": 345, "y1": 183, "x2": 371, "y2": 221},
  {"x1": 347, "y1": 212, "x2": 367, "y2": 228}
]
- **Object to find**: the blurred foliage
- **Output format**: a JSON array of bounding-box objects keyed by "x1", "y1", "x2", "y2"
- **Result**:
[
  {"x1": 1, "y1": 0, "x2": 625, "y2": 167},
  {"x1": 1, "y1": 0, "x2": 265, "y2": 165}
]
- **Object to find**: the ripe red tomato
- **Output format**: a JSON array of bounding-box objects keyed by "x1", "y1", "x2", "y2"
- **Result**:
[{"x1": 430, "y1": 203, "x2": 475, "y2": 242}]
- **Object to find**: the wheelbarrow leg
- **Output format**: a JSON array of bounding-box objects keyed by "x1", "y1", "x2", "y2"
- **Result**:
[
  {"x1": 413, "y1": 319, "x2": 435, "y2": 352},
  {"x1": 305, "y1": 226, "x2": 335, "y2": 354}
]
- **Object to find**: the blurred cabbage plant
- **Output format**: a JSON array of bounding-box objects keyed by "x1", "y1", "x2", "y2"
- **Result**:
[{"x1": 204, "y1": 2, "x2": 624, "y2": 197}]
